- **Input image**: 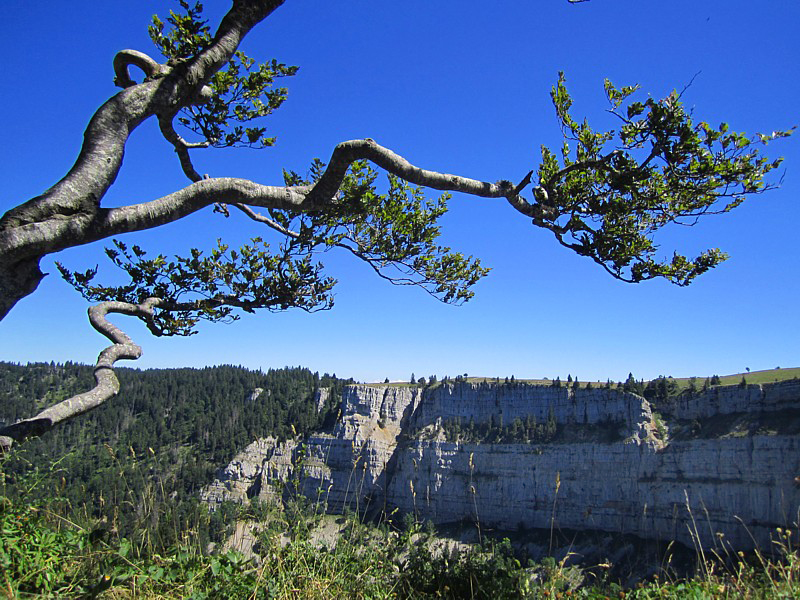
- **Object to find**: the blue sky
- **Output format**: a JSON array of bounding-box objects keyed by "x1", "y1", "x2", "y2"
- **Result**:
[{"x1": 1, "y1": 0, "x2": 798, "y2": 384}]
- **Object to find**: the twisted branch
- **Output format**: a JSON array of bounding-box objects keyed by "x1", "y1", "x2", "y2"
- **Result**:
[
  {"x1": 158, "y1": 114, "x2": 209, "y2": 183},
  {"x1": 113, "y1": 49, "x2": 170, "y2": 88},
  {"x1": 304, "y1": 139, "x2": 536, "y2": 214},
  {"x1": 0, "y1": 139, "x2": 534, "y2": 267},
  {"x1": 0, "y1": 298, "x2": 161, "y2": 451}
]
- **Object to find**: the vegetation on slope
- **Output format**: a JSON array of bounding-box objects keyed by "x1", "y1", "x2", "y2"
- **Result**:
[
  {"x1": 1, "y1": 483, "x2": 798, "y2": 599},
  {"x1": 0, "y1": 362, "x2": 351, "y2": 550},
  {"x1": 2, "y1": 362, "x2": 799, "y2": 597}
]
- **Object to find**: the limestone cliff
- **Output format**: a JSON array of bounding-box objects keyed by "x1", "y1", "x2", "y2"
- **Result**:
[{"x1": 202, "y1": 380, "x2": 800, "y2": 550}]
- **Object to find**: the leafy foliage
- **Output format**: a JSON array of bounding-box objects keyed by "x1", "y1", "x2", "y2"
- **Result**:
[
  {"x1": 395, "y1": 528, "x2": 529, "y2": 599},
  {"x1": 56, "y1": 134, "x2": 496, "y2": 331},
  {"x1": 148, "y1": 1, "x2": 210, "y2": 61},
  {"x1": 0, "y1": 496, "x2": 95, "y2": 597},
  {"x1": 534, "y1": 73, "x2": 793, "y2": 285},
  {"x1": 278, "y1": 159, "x2": 490, "y2": 304},
  {"x1": 149, "y1": 1, "x2": 298, "y2": 148},
  {"x1": 58, "y1": 238, "x2": 335, "y2": 336},
  {"x1": 57, "y1": 159, "x2": 490, "y2": 334}
]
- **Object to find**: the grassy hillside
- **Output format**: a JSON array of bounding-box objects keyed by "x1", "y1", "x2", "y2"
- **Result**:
[{"x1": 677, "y1": 367, "x2": 800, "y2": 386}]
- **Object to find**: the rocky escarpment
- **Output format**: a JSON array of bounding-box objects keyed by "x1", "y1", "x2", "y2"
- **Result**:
[{"x1": 202, "y1": 380, "x2": 800, "y2": 550}]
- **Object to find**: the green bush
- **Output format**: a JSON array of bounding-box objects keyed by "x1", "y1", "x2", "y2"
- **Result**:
[{"x1": 0, "y1": 495, "x2": 94, "y2": 597}]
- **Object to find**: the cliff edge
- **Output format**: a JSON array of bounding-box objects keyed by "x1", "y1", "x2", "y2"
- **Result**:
[{"x1": 202, "y1": 380, "x2": 800, "y2": 550}]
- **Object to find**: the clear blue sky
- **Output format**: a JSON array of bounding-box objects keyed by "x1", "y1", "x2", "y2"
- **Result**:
[{"x1": 1, "y1": 0, "x2": 798, "y2": 384}]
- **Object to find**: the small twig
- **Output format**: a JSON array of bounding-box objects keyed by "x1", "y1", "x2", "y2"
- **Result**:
[
  {"x1": 677, "y1": 71, "x2": 703, "y2": 100},
  {"x1": 514, "y1": 170, "x2": 534, "y2": 194},
  {"x1": 232, "y1": 203, "x2": 300, "y2": 238}
]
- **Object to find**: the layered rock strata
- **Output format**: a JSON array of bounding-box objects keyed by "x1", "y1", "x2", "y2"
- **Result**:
[{"x1": 202, "y1": 380, "x2": 800, "y2": 550}]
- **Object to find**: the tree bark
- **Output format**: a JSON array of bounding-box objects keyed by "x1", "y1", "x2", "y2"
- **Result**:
[{"x1": 0, "y1": 258, "x2": 46, "y2": 319}]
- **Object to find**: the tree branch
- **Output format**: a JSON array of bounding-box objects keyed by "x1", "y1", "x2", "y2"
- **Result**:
[
  {"x1": 1, "y1": 136, "x2": 538, "y2": 266},
  {"x1": 231, "y1": 203, "x2": 299, "y2": 237},
  {"x1": 0, "y1": 0, "x2": 285, "y2": 231},
  {"x1": 113, "y1": 49, "x2": 170, "y2": 88},
  {"x1": 0, "y1": 131, "x2": 541, "y2": 323},
  {"x1": 158, "y1": 113, "x2": 209, "y2": 183},
  {"x1": 0, "y1": 298, "x2": 161, "y2": 451},
  {"x1": 305, "y1": 139, "x2": 531, "y2": 208},
  {"x1": 0, "y1": 179, "x2": 310, "y2": 264}
]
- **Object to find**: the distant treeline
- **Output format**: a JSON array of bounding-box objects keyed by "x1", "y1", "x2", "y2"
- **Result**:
[{"x1": 0, "y1": 361, "x2": 351, "y2": 550}]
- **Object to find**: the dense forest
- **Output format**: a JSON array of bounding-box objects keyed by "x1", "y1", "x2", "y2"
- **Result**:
[{"x1": 0, "y1": 361, "x2": 351, "y2": 549}]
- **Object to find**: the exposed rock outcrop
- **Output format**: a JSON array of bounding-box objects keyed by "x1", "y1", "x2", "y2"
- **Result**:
[
  {"x1": 202, "y1": 380, "x2": 800, "y2": 550},
  {"x1": 247, "y1": 388, "x2": 265, "y2": 403}
]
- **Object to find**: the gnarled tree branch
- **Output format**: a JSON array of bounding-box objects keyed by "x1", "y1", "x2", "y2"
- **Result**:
[
  {"x1": 0, "y1": 298, "x2": 161, "y2": 451},
  {"x1": 0, "y1": 0, "x2": 787, "y2": 321},
  {"x1": 0, "y1": 1, "x2": 288, "y2": 317},
  {"x1": 304, "y1": 139, "x2": 536, "y2": 214},
  {"x1": 0, "y1": 138, "x2": 529, "y2": 269},
  {"x1": 113, "y1": 49, "x2": 170, "y2": 88},
  {"x1": 158, "y1": 113, "x2": 208, "y2": 183}
]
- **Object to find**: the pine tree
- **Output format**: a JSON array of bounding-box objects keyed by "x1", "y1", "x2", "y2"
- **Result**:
[
  {"x1": 623, "y1": 372, "x2": 637, "y2": 393},
  {"x1": 546, "y1": 405, "x2": 557, "y2": 439}
]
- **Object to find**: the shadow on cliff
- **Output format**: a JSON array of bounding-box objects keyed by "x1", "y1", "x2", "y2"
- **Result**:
[
  {"x1": 432, "y1": 520, "x2": 703, "y2": 588},
  {"x1": 363, "y1": 386, "x2": 425, "y2": 523}
]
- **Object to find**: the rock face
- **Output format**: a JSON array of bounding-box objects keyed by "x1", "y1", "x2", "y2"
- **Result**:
[
  {"x1": 664, "y1": 380, "x2": 800, "y2": 419},
  {"x1": 202, "y1": 380, "x2": 800, "y2": 550}
]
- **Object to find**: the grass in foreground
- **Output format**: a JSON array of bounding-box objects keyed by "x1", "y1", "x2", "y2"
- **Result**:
[{"x1": 2, "y1": 491, "x2": 799, "y2": 599}]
